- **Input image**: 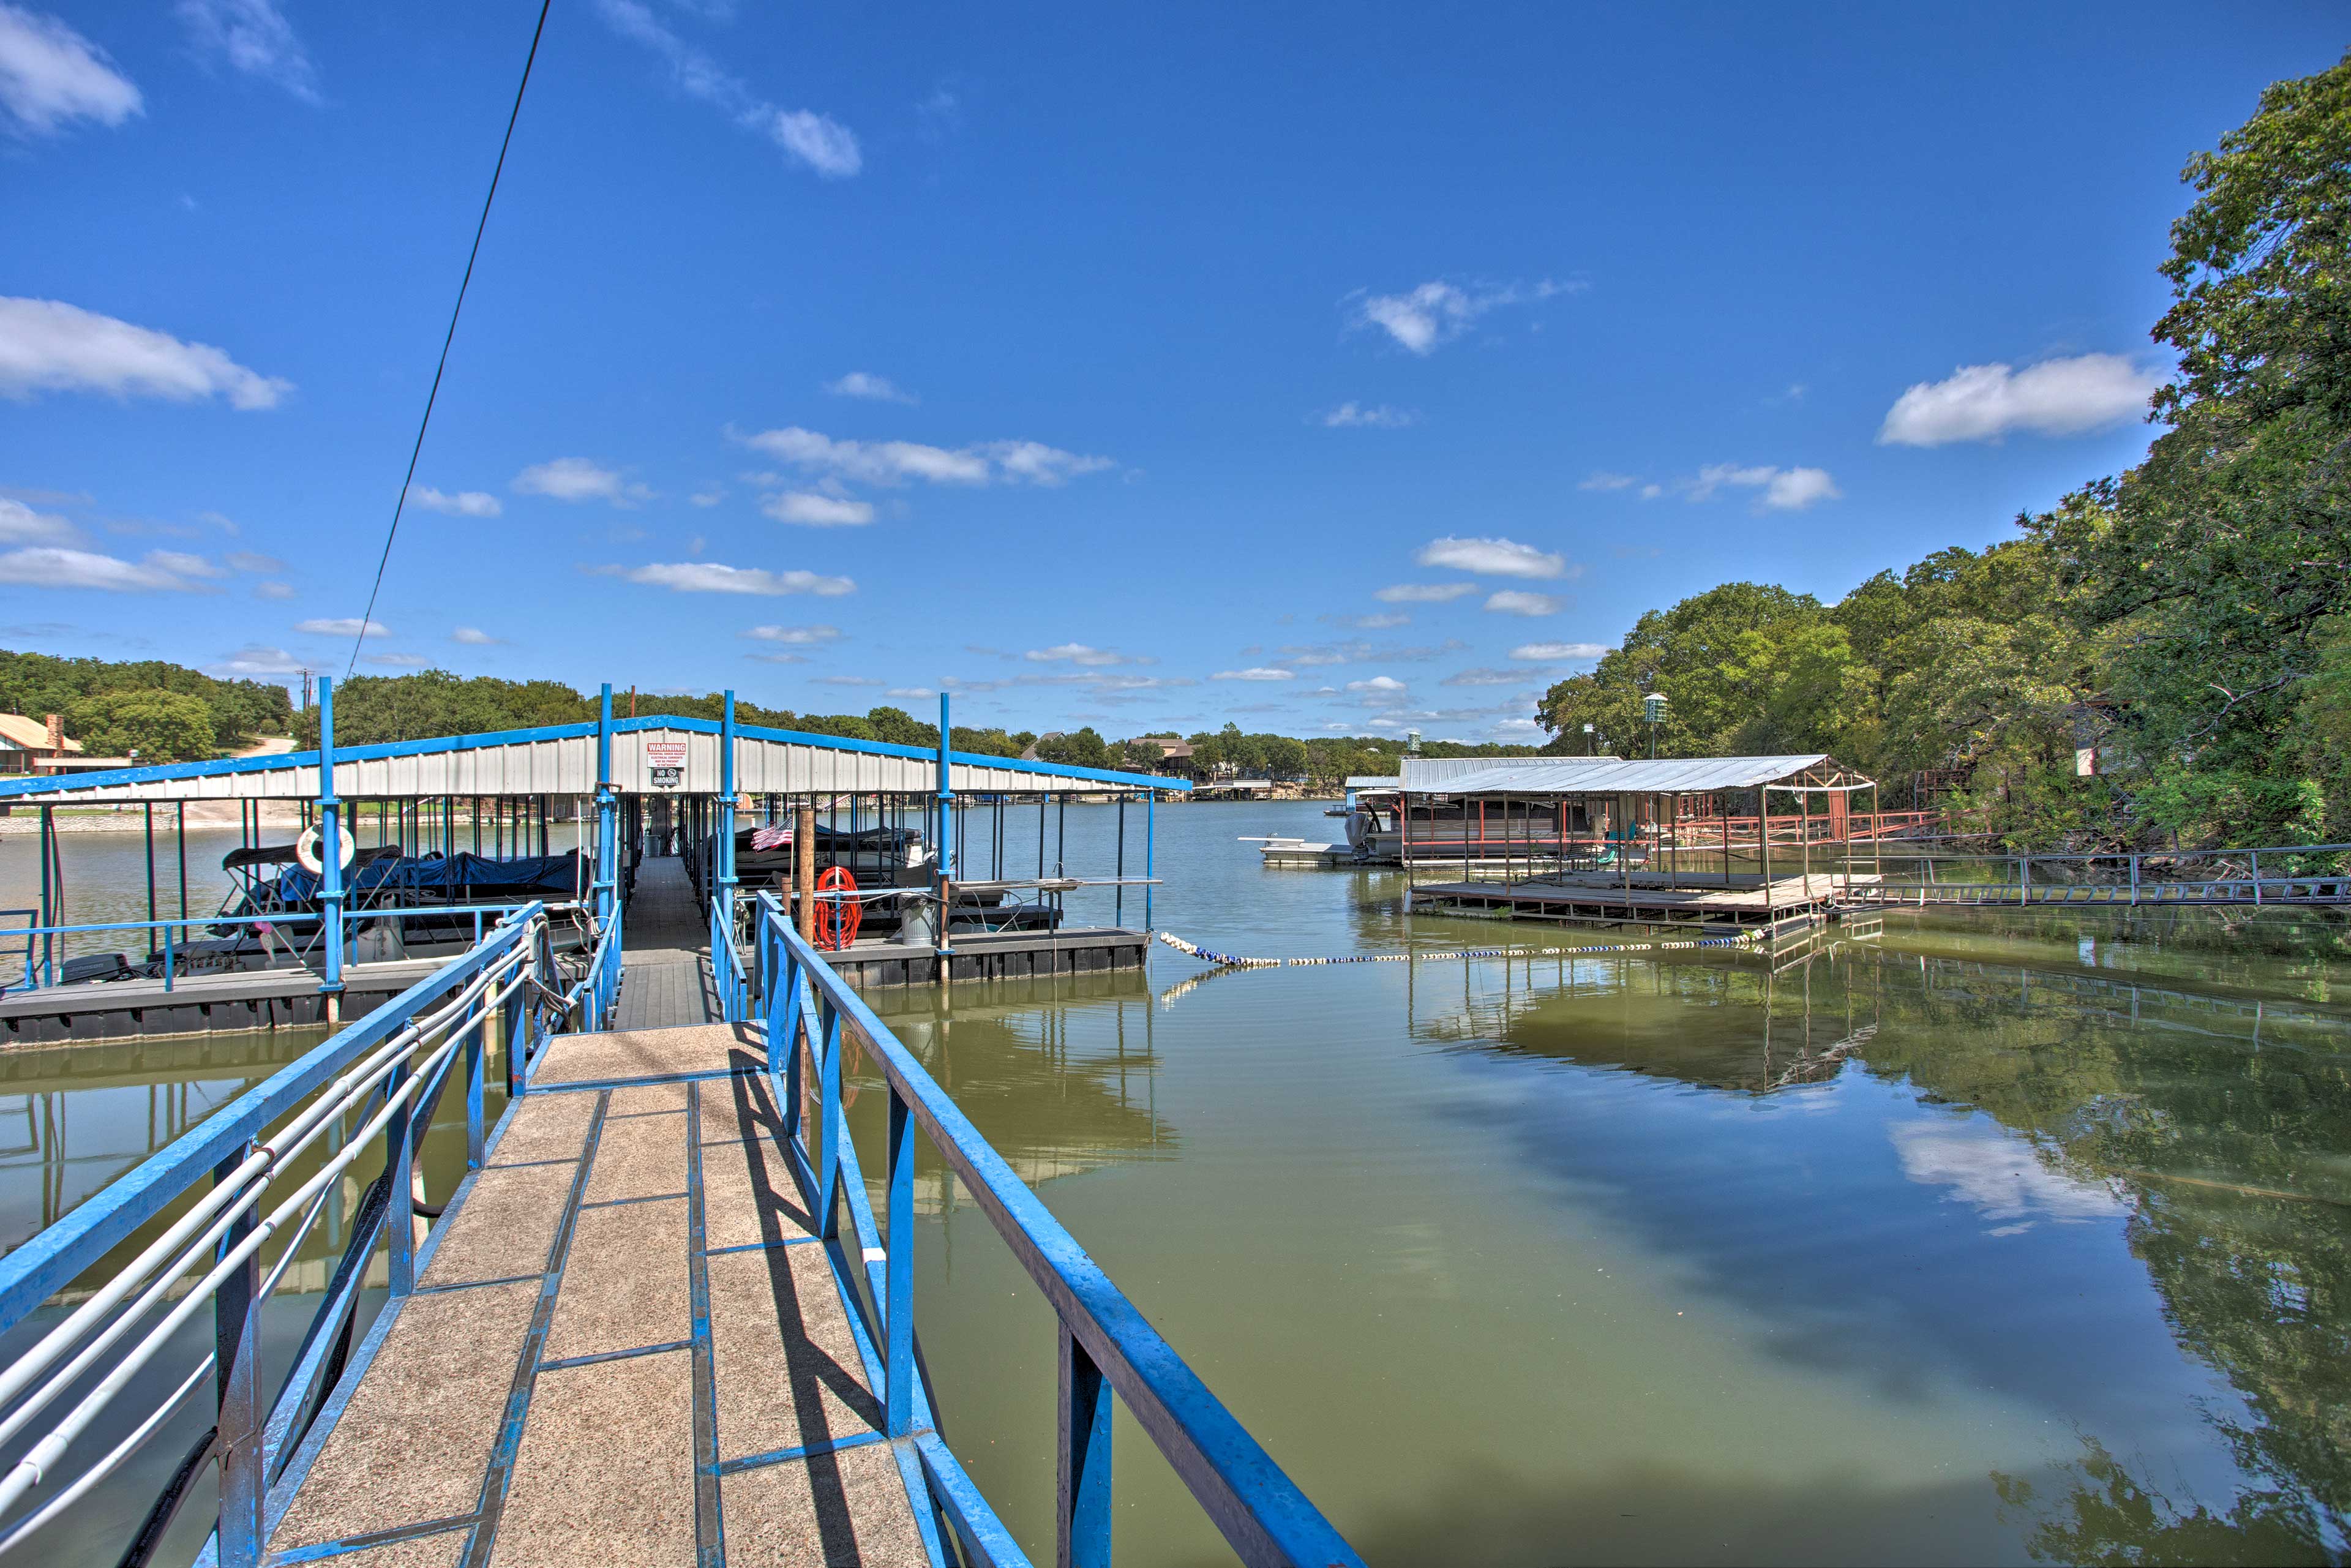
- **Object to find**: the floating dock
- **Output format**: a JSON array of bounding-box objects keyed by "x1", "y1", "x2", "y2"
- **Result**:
[{"x1": 1409, "y1": 872, "x2": 1870, "y2": 932}]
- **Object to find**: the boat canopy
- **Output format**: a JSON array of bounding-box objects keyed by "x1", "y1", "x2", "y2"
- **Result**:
[{"x1": 1402, "y1": 755, "x2": 1873, "y2": 796}]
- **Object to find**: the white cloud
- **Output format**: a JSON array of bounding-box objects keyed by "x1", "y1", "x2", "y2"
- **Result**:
[
  {"x1": 296, "y1": 616, "x2": 388, "y2": 637},
  {"x1": 761, "y1": 108, "x2": 861, "y2": 178},
  {"x1": 593, "y1": 0, "x2": 860, "y2": 178},
  {"x1": 253, "y1": 580, "x2": 294, "y2": 600},
  {"x1": 742, "y1": 624, "x2": 842, "y2": 645},
  {"x1": 0, "y1": 495, "x2": 75, "y2": 546},
  {"x1": 600, "y1": 561, "x2": 855, "y2": 596},
  {"x1": 222, "y1": 549, "x2": 282, "y2": 572},
  {"x1": 365, "y1": 652, "x2": 427, "y2": 669},
  {"x1": 1578, "y1": 471, "x2": 1639, "y2": 492},
  {"x1": 1351, "y1": 278, "x2": 1578, "y2": 355},
  {"x1": 145, "y1": 550, "x2": 227, "y2": 580},
  {"x1": 1439, "y1": 667, "x2": 1524, "y2": 687},
  {"x1": 1640, "y1": 483, "x2": 1662, "y2": 500},
  {"x1": 1347, "y1": 675, "x2": 1406, "y2": 693},
  {"x1": 1415, "y1": 536, "x2": 1568, "y2": 580},
  {"x1": 1493, "y1": 718, "x2": 1544, "y2": 738},
  {"x1": 208, "y1": 642, "x2": 304, "y2": 676},
  {"x1": 1375, "y1": 582, "x2": 1479, "y2": 604},
  {"x1": 815, "y1": 673, "x2": 884, "y2": 688},
  {"x1": 451, "y1": 626, "x2": 503, "y2": 645},
  {"x1": 735, "y1": 427, "x2": 1114, "y2": 493},
  {"x1": 1024, "y1": 643, "x2": 1143, "y2": 667},
  {"x1": 0, "y1": 546, "x2": 219, "y2": 591},
  {"x1": 732, "y1": 426, "x2": 981, "y2": 486},
  {"x1": 689, "y1": 488, "x2": 726, "y2": 508},
  {"x1": 1484, "y1": 590, "x2": 1561, "y2": 617},
  {"x1": 1890, "y1": 1119, "x2": 2123, "y2": 1231},
  {"x1": 1510, "y1": 641, "x2": 1609, "y2": 661},
  {"x1": 1760, "y1": 467, "x2": 1840, "y2": 511},
  {"x1": 1323, "y1": 612, "x2": 1409, "y2": 629},
  {"x1": 0, "y1": 296, "x2": 291, "y2": 408},
  {"x1": 825, "y1": 371, "x2": 915, "y2": 404},
  {"x1": 886, "y1": 686, "x2": 935, "y2": 699},
  {"x1": 1878, "y1": 354, "x2": 2161, "y2": 446},
  {"x1": 1686, "y1": 463, "x2": 1842, "y2": 512},
  {"x1": 175, "y1": 0, "x2": 318, "y2": 103},
  {"x1": 761, "y1": 490, "x2": 874, "y2": 526},
  {"x1": 1212, "y1": 667, "x2": 1294, "y2": 681},
  {"x1": 408, "y1": 484, "x2": 503, "y2": 518},
  {"x1": 1321, "y1": 401, "x2": 1415, "y2": 429},
  {"x1": 0, "y1": 5, "x2": 140, "y2": 133},
  {"x1": 512, "y1": 458, "x2": 651, "y2": 507}
]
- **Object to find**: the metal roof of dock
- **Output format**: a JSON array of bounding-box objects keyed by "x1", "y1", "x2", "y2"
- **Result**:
[
  {"x1": 0, "y1": 715, "x2": 1186, "y2": 805},
  {"x1": 1402, "y1": 754, "x2": 1870, "y2": 795}
]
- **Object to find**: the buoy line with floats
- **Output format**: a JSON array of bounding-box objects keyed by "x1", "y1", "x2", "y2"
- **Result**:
[{"x1": 1155, "y1": 928, "x2": 1764, "y2": 970}]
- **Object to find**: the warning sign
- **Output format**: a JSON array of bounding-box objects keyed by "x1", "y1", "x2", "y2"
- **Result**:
[{"x1": 643, "y1": 741, "x2": 687, "y2": 768}]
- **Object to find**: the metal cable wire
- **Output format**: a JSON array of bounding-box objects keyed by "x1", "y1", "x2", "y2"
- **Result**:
[{"x1": 347, "y1": 0, "x2": 555, "y2": 678}]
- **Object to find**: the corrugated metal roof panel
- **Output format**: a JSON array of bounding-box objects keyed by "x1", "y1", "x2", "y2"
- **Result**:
[
  {"x1": 1409, "y1": 755, "x2": 1848, "y2": 795},
  {"x1": 1399, "y1": 755, "x2": 1626, "y2": 788},
  {"x1": 0, "y1": 719, "x2": 1176, "y2": 803},
  {"x1": 1343, "y1": 775, "x2": 1401, "y2": 790}
]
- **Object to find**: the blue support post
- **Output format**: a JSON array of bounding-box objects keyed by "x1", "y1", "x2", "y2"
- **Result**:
[
  {"x1": 464, "y1": 989, "x2": 487, "y2": 1171},
  {"x1": 214, "y1": 1144, "x2": 263, "y2": 1568},
  {"x1": 885, "y1": 1084, "x2": 915, "y2": 1436},
  {"x1": 719, "y1": 690, "x2": 740, "y2": 1019},
  {"x1": 936, "y1": 693, "x2": 954, "y2": 966},
  {"x1": 386, "y1": 1058, "x2": 414, "y2": 1296},
  {"x1": 1145, "y1": 787, "x2": 1156, "y2": 932},
  {"x1": 318, "y1": 677, "x2": 345, "y2": 1010},
  {"x1": 1059, "y1": 1322, "x2": 1113, "y2": 1568},
  {"x1": 595, "y1": 683, "x2": 617, "y2": 929},
  {"x1": 817, "y1": 997, "x2": 843, "y2": 1236}
]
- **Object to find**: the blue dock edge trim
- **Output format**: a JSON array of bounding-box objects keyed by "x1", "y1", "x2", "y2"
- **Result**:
[{"x1": 0, "y1": 713, "x2": 1189, "y2": 798}]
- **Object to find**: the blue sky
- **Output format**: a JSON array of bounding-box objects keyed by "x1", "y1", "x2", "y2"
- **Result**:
[{"x1": 1, "y1": 4, "x2": 2341, "y2": 743}]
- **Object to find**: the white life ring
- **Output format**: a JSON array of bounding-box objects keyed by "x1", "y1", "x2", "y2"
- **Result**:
[{"x1": 296, "y1": 825, "x2": 358, "y2": 876}]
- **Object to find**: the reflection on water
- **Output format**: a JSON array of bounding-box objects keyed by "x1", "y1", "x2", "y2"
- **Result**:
[
  {"x1": 866, "y1": 805, "x2": 2351, "y2": 1566},
  {"x1": 3, "y1": 801, "x2": 2348, "y2": 1564}
]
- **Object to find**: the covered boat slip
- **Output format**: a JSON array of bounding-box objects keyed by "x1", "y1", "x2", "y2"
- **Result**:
[
  {"x1": 0, "y1": 686, "x2": 1179, "y2": 1041},
  {"x1": 1400, "y1": 754, "x2": 1884, "y2": 931}
]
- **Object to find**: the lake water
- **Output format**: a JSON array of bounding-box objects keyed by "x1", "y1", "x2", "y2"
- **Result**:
[{"x1": 4, "y1": 801, "x2": 2348, "y2": 1564}]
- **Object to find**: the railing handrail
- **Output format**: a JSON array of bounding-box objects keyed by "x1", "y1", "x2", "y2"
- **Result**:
[
  {"x1": 752, "y1": 890, "x2": 1361, "y2": 1568},
  {"x1": 0, "y1": 902, "x2": 546, "y2": 1335},
  {"x1": 0, "y1": 899, "x2": 584, "y2": 943}
]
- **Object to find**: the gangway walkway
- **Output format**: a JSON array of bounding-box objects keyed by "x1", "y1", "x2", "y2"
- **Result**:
[
  {"x1": 267, "y1": 1021, "x2": 924, "y2": 1565},
  {"x1": 616, "y1": 857, "x2": 719, "y2": 1032}
]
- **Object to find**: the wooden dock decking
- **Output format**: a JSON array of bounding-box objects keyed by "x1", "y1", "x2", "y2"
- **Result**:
[
  {"x1": 264, "y1": 1019, "x2": 931, "y2": 1566},
  {"x1": 1411, "y1": 872, "x2": 1870, "y2": 929}
]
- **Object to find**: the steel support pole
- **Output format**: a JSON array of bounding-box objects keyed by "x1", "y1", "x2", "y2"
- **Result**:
[
  {"x1": 1059, "y1": 1322, "x2": 1112, "y2": 1568},
  {"x1": 595, "y1": 683, "x2": 617, "y2": 927},
  {"x1": 214, "y1": 1144, "x2": 263, "y2": 1568},
  {"x1": 318, "y1": 678, "x2": 345, "y2": 1016},
  {"x1": 720, "y1": 691, "x2": 740, "y2": 1015},
  {"x1": 1144, "y1": 787, "x2": 1155, "y2": 931},
  {"x1": 935, "y1": 693, "x2": 954, "y2": 981}
]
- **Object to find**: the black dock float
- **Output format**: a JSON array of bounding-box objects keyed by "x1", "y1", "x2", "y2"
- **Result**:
[{"x1": 825, "y1": 927, "x2": 1149, "y2": 988}]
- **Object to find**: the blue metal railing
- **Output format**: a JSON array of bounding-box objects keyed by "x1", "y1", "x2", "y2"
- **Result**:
[
  {"x1": 0, "y1": 900, "x2": 584, "y2": 997},
  {"x1": 0, "y1": 906, "x2": 563, "y2": 1566},
  {"x1": 748, "y1": 890, "x2": 1361, "y2": 1568}
]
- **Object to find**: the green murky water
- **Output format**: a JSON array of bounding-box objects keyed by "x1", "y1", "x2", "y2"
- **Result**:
[{"x1": 4, "y1": 804, "x2": 2348, "y2": 1564}]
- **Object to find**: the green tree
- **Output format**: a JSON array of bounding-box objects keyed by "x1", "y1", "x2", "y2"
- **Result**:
[
  {"x1": 70, "y1": 689, "x2": 219, "y2": 761},
  {"x1": 864, "y1": 706, "x2": 936, "y2": 748},
  {"x1": 2028, "y1": 50, "x2": 2351, "y2": 843},
  {"x1": 1035, "y1": 727, "x2": 1109, "y2": 768}
]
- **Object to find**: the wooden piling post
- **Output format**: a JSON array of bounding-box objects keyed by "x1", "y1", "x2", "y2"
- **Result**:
[{"x1": 795, "y1": 802, "x2": 817, "y2": 943}]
